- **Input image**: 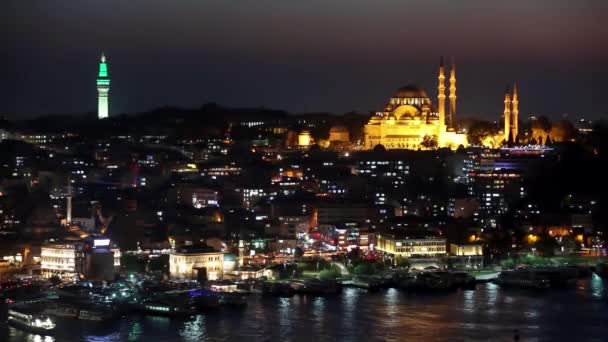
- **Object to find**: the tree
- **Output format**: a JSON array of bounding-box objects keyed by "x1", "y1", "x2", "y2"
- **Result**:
[
  {"x1": 148, "y1": 254, "x2": 169, "y2": 274},
  {"x1": 467, "y1": 120, "x2": 499, "y2": 146},
  {"x1": 537, "y1": 235, "x2": 558, "y2": 257},
  {"x1": 550, "y1": 120, "x2": 576, "y2": 143},
  {"x1": 49, "y1": 275, "x2": 62, "y2": 286},
  {"x1": 421, "y1": 135, "x2": 438, "y2": 149},
  {"x1": 319, "y1": 268, "x2": 341, "y2": 280},
  {"x1": 531, "y1": 116, "x2": 552, "y2": 145},
  {"x1": 353, "y1": 263, "x2": 373, "y2": 275},
  {"x1": 294, "y1": 246, "x2": 304, "y2": 258},
  {"x1": 373, "y1": 144, "x2": 387, "y2": 152}
]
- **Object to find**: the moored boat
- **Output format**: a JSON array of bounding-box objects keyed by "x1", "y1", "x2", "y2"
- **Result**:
[
  {"x1": 8, "y1": 306, "x2": 56, "y2": 334},
  {"x1": 495, "y1": 269, "x2": 550, "y2": 290},
  {"x1": 141, "y1": 300, "x2": 196, "y2": 316},
  {"x1": 261, "y1": 282, "x2": 295, "y2": 297},
  {"x1": 218, "y1": 292, "x2": 248, "y2": 308}
]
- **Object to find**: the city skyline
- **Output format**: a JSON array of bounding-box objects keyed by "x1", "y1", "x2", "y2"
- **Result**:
[{"x1": 3, "y1": 1, "x2": 607, "y2": 120}]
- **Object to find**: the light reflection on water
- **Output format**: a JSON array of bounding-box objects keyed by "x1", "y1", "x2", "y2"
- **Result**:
[
  {"x1": 2, "y1": 279, "x2": 607, "y2": 342},
  {"x1": 590, "y1": 274, "x2": 605, "y2": 299},
  {"x1": 179, "y1": 315, "x2": 206, "y2": 342}
]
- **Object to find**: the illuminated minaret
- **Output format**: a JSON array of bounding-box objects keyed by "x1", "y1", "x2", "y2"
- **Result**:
[
  {"x1": 238, "y1": 239, "x2": 244, "y2": 267},
  {"x1": 66, "y1": 176, "x2": 72, "y2": 224},
  {"x1": 437, "y1": 56, "x2": 446, "y2": 128},
  {"x1": 503, "y1": 86, "x2": 512, "y2": 143},
  {"x1": 511, "y1": 82, "x2": 519, "y2": 142},
  {"x1": 448, "y1": 58, "x2": 456, "y2": 130},
  {"x1": 97, "y1": 53, "x2": 110, "y2": 119}
]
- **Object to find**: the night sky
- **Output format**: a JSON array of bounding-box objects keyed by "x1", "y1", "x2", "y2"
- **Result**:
[{"x1": 3, "y1": 0, "x2": 607, "y2": 120}]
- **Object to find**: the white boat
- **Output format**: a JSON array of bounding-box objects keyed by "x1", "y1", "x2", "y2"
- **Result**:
[{"x1": 8, "y1": 308, "x2": 56, "y2": 334}]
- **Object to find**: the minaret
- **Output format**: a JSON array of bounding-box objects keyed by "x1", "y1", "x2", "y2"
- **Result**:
[
  {"x1": 503, "y1": 86, "x2": 511, "y2": 143},
  {"x1": 437, "y1": 56, "x2": 446, "y2": 128},
  {"x1": 448, "y1": 58, "x2": 457, "y2": 130},
  {"x1": 97, "y1": 53, "x2": 110, "y2": 119},
  {"x1": 511, "y1": 83, "x2": 519, "y2": 142},
  {"x1": 66, "y1": 176, "x2": 72, "y2": 224},
  {"x1": 238, "y1": 240, "x2": 244, "y2": 267}
]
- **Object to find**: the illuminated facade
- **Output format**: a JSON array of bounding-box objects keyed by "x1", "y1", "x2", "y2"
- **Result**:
[
  {"x1": 169, "y1": 247, "x2": 225, "y2": 280},
  {"x1": 40, "y1": 241, "x2": 121, "y2": 279},
  {"x1": 329, "y1": 125, "x2": 350, "y2": 143},
  {"x1": 41, "y1": 244, "x2": 78, "y2": 277},
  {"x1": 298, "y1": 130, "x2": 312, "y2": 147},
  {"x1": 364, "y1": 58, "x2": 468, "y2": 150},
  {"x1": 97, "y1": 53, "x2": 110, "y2": 119},
  {"x1": 376, "y1": 234, "x2": 447, "y2": 257},
  {"x1": 449, "y1": 243, "x2": 483, "y2": 256}
]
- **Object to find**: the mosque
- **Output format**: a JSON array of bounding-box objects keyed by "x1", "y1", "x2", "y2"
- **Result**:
[{"x1": 363, "y1": 58, "x2": 468, "y2": 150}]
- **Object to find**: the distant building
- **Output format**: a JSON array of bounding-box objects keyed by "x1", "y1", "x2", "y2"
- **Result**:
[
  {"x1": 169, "y1": 246, "x2": 226, "y2": 281},
  {"x1": 298, "y1": 130, "x2": 312, "y2": 147},
  {"x1": 40, "y1": 238, "x2": 120, "y2": 280},
  {"x1": 449, "y1": 243, "x2": 484, "y2": 269},
  {"x1": 448, "y1": 198, "x2": 479, "y2": 219},
  {"x1": 315, "y1": 200, "x2": 369, "y2": 225},
  {"x1": 329, "y1": 125, "x2": 350, "y2": 145},
  {"x1": 376, "y1": 233, "x2": 446, "y2": 258}
]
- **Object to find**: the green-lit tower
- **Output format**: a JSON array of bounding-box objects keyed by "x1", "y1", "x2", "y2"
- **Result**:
[{"x1": 97, "y1": 53, "x2": 110, "y2": 119}]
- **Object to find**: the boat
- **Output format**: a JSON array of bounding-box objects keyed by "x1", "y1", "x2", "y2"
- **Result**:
[
  {"x1": 450, "y1": 272, "x2": 477, "y2": 290},
  {"x1": 261, "y1": 282, "x2": 295, "y2": 297},
  {"x1": 412, "y1": 272, "x2": 454, "y2": 291},
  {"x1": 141, "y1": 300, "x2": 196, "y2": 316},
  {"x1": 218, "y1": 292, "x2": 248, "y2": 308},
  {"x1": 44, "y1": 303, "x2": 79, "y2": 318},
  {"x1": 289, "y1": 279, "x2": 342, "y2": 295},
  {"x1": 187, "y1": 290, "x2": 221, "y2": 310},
  {"x1": 531, "y1": 267, "x2": 578, "y2": 288},
  {"x1": 495, "y1": 269, "x2": 550, "y2": 290},
  {"x1": 44, "y1": 302, "x2": 115, "y2": 322},
  {"x1": 8, "y1": 307, "x2": 56, "y2": 334},
  {"x1": 391, "y1": 272, "x2": 417, "y2": 290},
  {"x1": 77, "y1": 307, "x2": 114, "y2": 322}
]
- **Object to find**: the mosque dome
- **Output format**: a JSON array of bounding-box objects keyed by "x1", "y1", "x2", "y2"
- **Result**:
[{"x1": 394, "y1": 85, "x2": 428, "y2": 99}]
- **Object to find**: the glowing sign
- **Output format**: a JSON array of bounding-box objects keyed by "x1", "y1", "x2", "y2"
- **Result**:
[{"x1": 94, "y1": 239, "x2": 110, "y2": 247}]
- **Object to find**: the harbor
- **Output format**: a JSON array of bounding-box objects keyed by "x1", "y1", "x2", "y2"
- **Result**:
[
  {"x1": 1, "y1": 263, "x2": 607, "y2": 340},
  {"x1": 1, "y1": 276, "x2": 606, "y2": 342}
]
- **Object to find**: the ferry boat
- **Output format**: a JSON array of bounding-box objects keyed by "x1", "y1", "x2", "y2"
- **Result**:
[
  {"x1": 290, "y1": 279, "x2": 342, "y2": 295},
  {"x1": 218, "y1": 292, "x2": 247, "y2": 308},
  {"x1": 450, "y1": 272, "x2": 477, "y2": 290},
  {"x1": 532, "y1": 267, "x2": 578, "y2": 288},
  {"x1": 44, "y1": 302, "x2": 115, "y2": 322},
  {"x1": 8, "y1": 307, "x2": 56, "y2": 334},
  {"x1": 141, "y1": 300, "x2": 196, "y2": 316},
  {"x1": 495, "y1": 270, "x2": 550, "y2": 290},
  {"x1": 44, "y1": 303, "x2": 79, "y2": 318},
  {"x1": 77, "y1": 308, "x2": 114, "y2": 322},
  {"x1": 261, "y1": 282, "x2": 295, "y2": 297},
  {"x1": 412, "y1": 272, "x2": 454, "y2": 291}
]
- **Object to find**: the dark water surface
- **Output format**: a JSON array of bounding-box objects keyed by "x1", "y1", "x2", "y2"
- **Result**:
[{"x1": 2, "y1": 277, "x2": 607, "y2": 342}]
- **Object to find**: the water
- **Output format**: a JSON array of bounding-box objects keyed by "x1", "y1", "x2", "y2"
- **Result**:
[{"x1": 2, "y1": 277, "x2": 607, "y2": 342}]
